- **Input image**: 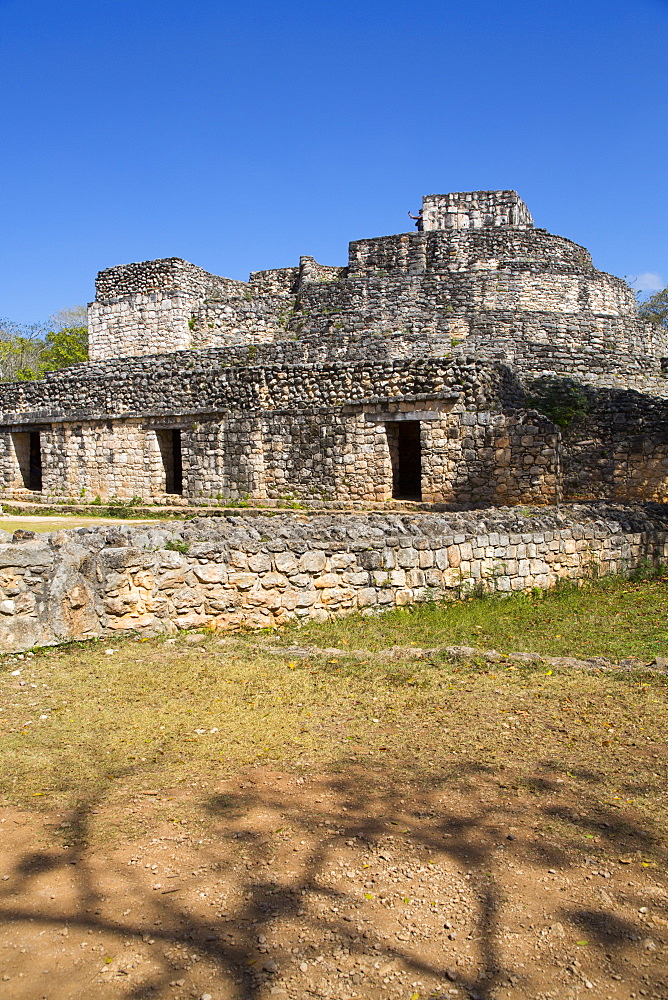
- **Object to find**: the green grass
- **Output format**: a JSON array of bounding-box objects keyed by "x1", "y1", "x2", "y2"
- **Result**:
[
  {"x1": 280, "y1": 572, "x2": 668, "y2": 661},
  {"x1": 0, "y1": 575, "x2": 667, "y2": 847}
]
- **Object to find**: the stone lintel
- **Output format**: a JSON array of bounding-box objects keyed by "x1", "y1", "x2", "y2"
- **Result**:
[{"x1": 364, "y1": 410, "x2": 454, "y2": 422}]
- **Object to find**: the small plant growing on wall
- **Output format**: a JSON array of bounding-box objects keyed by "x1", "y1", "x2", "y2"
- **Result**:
[
  {"x1": 165, "y1": 539, "x2": 190, "y2": 553},
  {"x1": 525, "y1": 377, "x2": 590, "y2": 429}
]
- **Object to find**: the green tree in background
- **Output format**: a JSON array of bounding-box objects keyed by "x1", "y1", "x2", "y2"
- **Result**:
[
  {"x1": 0, "y1": 322, "x2": 47, "y2": 381},
  {"x1": 638, "y1": 286, "x2": 668, "y2": 330},
  {"x1": 38, "y1": 326, "x2": 88, "y2": 372},
  {"x1": 0, "y1": 306, "x2": 88, "y2": 381}
]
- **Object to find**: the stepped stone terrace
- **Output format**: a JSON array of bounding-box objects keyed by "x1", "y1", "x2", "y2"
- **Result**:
[{"x1": 1, "y1": 190, "x2": 667, "y2": 508}]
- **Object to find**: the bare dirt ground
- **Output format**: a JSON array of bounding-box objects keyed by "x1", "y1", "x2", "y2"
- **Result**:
[
  {"x1": 0, "y1": 578, "x2": 667, "y2": 1000},
  {"x1": 1, "y1": 753, "x2": 666, "y2": 1000}
]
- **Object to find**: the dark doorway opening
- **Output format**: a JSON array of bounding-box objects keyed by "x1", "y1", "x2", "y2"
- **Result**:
[
  {"x1": 157, "y1": 429, "x2": 183, "y2": 495},
  {"x1": 171, "y1": 430, "x2": 183, "y2": 495},
  {"x1": 388, "y1": 420, "x2": 422, "y2": 500},
  {"x1": 29, "y1": 433, "x2": 43, "y2": 492},
  {"x1": 12, "y1": 431, "x2": 42, "y2": 491}
]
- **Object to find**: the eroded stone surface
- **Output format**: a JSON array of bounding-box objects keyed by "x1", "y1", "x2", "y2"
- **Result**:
[{"x1": 0, "y1": 502, "x2": 666, "y2": 653}]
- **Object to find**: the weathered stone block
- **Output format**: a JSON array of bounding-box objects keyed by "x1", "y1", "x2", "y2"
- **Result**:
[
  {"x1": 228, "y1": 573, "x2": 256, "y2": 590},
  {"x1": 447, "y1": 545, "x2": 461, "y2": 568},
  {"x1": 313, "y1": 573, "x2": 340, "y2": 589},
  {"x1": 274, "y1": 552, "x2": 297, "y2": 574},
  {"x1": 299, "y1": 551, "x2": 327, "y2": 573},
  {"x1": 0, "y1": 545, "x2": 53, "y2": 569},
  {"x1": 193, "y1": 565, "x2": 227, "y2": 583}
]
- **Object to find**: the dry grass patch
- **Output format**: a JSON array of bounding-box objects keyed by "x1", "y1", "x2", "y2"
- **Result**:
[{"x1": 0, "y1": 622, "x2": 666, "y2": 852}]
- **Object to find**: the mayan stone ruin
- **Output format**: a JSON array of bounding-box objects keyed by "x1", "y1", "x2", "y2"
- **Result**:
[
  {"x1": 1, "y1": 189, "x2": 668, "y2": 651},
  {"x1": 0, "y1": 188, "x2": 667, "y2": 508}
]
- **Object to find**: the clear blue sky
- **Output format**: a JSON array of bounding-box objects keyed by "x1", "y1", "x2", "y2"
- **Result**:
[{"x1": 1, "y1": 0, "x2": 667, "y2": 325}]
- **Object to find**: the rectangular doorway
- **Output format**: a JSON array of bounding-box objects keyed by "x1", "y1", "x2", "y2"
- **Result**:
[
  {"x1": 12, "y1": 431, "x2": 42, "y2": 491},
  {"x1": 388, "y1": 420, "x2": 422, "y2": 500},
  {"x1": 157, "y1": 429, "x2": 183, "y2": 495}
]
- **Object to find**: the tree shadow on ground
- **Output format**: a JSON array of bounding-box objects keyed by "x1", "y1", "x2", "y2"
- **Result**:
[{"x1": 0, "y1": 755, "x2": 666, "y2": 1000}]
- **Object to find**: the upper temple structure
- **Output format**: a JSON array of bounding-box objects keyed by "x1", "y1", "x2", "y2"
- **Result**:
[{"x1": 1, "y1": 189, "x2": 667, "y2": 507}]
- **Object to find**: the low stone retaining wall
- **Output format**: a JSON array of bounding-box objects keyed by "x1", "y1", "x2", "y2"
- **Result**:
[{"x1": 0, "y1": 503, "x2": 666, "y2": 654}]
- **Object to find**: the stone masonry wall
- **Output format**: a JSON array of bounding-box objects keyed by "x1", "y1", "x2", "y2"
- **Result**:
[
  {"x1": 296, "y1": 230, "x2": 638, "y2": 344},
  {"x1": 0, "y1": 355, "x2": 506, "y2": 425},
  {"x1": 0, "y1": 503, "x2": 666, "y2": 653},
  {"x1": 4, "y1": 352, "x2": 668, "y2": 506},
  {"x1": 421, "y1": 190, "x2": 534, "y2": 230},
  {"x1": 0, "y1": 401, "x2": 559, "y2": 506},
  {"x1": 89, "y1": 258, "x2": 253, "y2": 360},
  {"x1": 183, "y1": 401, "x2": 558, "y2": 504},
  {"x1": 455, "y1": 313, "x2": 668, "y2": 374},
  {"x1": 87, "y1": 223, "x2": 655, "y2": 368},
  {"x1": 559, "y1": 385, "x2": 668, "y2": 502},
  {"x1": 89, "y1": 291, "x2": 193, "y2": 360}
]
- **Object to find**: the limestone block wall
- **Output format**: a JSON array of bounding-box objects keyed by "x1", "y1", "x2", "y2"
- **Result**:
[
  {"x1": 310, "y1": 229, "x2": 636, "y2": 326},
  {"x1": 182, "y1": 409, "x2": 412, "y2": 502},
  {"x1": 288, "y1": 230, "x2": 650, "y2": 370},
  {"x1": 167, "y1": 257, "x2": 345, "y2": 351},
  {"x1": 294, "y1": 279, "x2": 643, "y2": 347},
  {"x1": 245, "y1": 404, "x2": 558, "y2": 505},
  {"x1": 187, "y1": 417, "x2": 266, "y2": 499},
  {"x1": 4, "y1": 351, "x2": 668, "y2": 506},
  {"x1": 297, "y1": 256, "x2": 346, "y2": 284},
  {"x1": 0, "y1": 354, "x2": 509, "y2": 427},
  {"x1": 453, "y1": 312, "x2": 668, "y2": 374},
  {"x1": 471, "y1": 271, "x2": 632, "y2": 315},
  {"x1": 248, "y1": 267, "x2": 300, "y2": 295},
  {"x1": 89, "y1": 258, "x2": 250, "y2": 360},
  {"x1": 5, "y1": 402, "x2": 554, "y2": 505},
  {"x1": 89, "y1": 291, "x2": 196, "y2": 360},
  {"x1": 422, "y1": 407, "x2": 559, "y2": 505},
  {"x1": 559, "y1": 386, "x2": 668, "y2": 502},
  {"x1": 189, "y1": 293, "x2": 293, "y2": 349},
  {"x1": 87, "y1": 217, "x2": 647, "y2": 366},
  {"x1": 63, "y1": 322, "x2": 668, "y2": 383},
  {"x1": 421, "y1": 190, "x2": 534, "y2": 231},
  {"x1": 347, "y1": 228, "x2": 593, "y2": 275},
  {"x1": 93, "y1": 258, "x2": 220, "y2": 301},
  {"x1": 91, "y1": 261, "x2": 302, "y2": 357},
  {"x1": 0, "y1": 420, "x2": 181, "y2": 498},
  {"x1": 0, "y1": 503, "x2": 666, "y2": 653}
]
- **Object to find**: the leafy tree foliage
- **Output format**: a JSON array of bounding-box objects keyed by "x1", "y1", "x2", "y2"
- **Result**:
[
  {"x1": 0, "y1": 321, "x2": 47, "y2": 381},
  {"x1": 638, "y1": 286, "x2": 668, "y2": 330},
  {"x1": 39, "y1": 326, "x2": 88, "y2": 372},
  {"x1": 0, "y1": 309, "x2": 88, "y2": 382}
]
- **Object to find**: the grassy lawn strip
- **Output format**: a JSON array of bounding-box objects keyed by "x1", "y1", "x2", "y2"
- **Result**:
[
  {"x1": 0, "y1": 574, "x2": 665, "y2": 851},
  {"x1": 277, "y1": 571, "x2": 668, "y2": 661}
]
